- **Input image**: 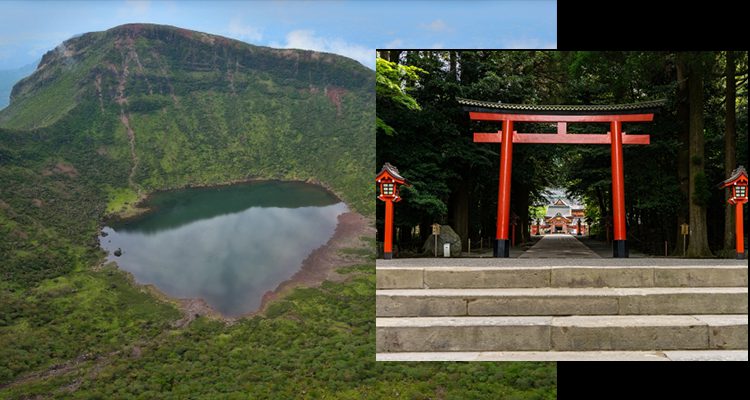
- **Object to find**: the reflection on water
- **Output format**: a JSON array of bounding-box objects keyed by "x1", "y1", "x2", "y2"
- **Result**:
[{"x1": 100, "y1": 181, "x2": 347, "y2": 316}]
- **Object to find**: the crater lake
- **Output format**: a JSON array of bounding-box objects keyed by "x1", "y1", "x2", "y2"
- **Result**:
[{"x1": 99, "y1": 181, "x2": 347, "y2": 316}]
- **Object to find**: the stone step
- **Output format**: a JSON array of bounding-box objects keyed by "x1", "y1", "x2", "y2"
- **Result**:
[
  {"x1": 376, "y1": 315, "x2": 748, "y2": 353},
  {"x1": 375, "y1": 350, "x2": 749, "y2": 362},
  {"x1": 376, "y1": 287, "x2": 748, "y2": 317},
  {"x1": 376, "y1": 265, "x2": 748, "y2": 289}
]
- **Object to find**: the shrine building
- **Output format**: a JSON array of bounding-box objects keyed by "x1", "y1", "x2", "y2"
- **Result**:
[{"x1": 531, "y1": 189, "x2": 586, "y2": 235}]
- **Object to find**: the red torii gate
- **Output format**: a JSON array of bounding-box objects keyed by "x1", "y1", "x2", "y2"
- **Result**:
[{"x1": 459, "y1": 98, "x2": 665, "y2": 258}]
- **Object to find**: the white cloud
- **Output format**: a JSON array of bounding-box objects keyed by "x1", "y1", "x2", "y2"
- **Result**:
[
  {"x1": 383, "y1": 38, "x2": 403, "y2": 49},
  {"x1": 278, "y1": 30, "x2": 374, "y2": 69},
  {"x1": 118, "y1": 0, "x2": 151, "y2": 17},
  {"x1": 502, "y1": 38, "x2": 557, "y2": 49},
  {"x1": 430, "y1": 42, "x2": 444, "y2": 49},
  {"x1": 421, "y1": 19, "x2": 449, "y2": 32},
  {"x1": 228, "y1": 18, "x2": 263, "y2": 43}
]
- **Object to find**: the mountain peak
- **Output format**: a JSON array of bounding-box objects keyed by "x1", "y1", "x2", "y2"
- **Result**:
[
  {"x1": 104, "y1": 23, "x2": 241, "y2": 47},
  {"x1": 1, "y1": 24, "x2": 372, "y2": 130},
  {"x1": 0, "y1": 24, "x2": 373, "y2": 216}
]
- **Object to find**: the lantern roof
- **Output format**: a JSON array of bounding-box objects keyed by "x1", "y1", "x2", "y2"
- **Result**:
[
  {"x1": 720, "y1": 165, "x2": 748, "y2": 188},
  {"x1": 457, "y1": 97, "x2": 666, "y2": 115},
  {"x1": 376, "y1": 162, "x2": 407, "y2": 185}
]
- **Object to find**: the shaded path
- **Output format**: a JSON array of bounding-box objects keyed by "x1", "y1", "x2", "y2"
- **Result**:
[
  {"x1": 519, "y1": 234, "x2": 599, "y2": 258},
  {"x1": 574, "y1": 235, "x2": 647, "y2": 258}
]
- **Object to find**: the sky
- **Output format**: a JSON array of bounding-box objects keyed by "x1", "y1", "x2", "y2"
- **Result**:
[{"x1": 0, "y1": 0, "x2": 556, "y2": 70}]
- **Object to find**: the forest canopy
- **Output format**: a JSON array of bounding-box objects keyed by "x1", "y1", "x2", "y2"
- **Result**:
[{"x1": 376, "y1": 51, "x2": 748, "y2": 257}]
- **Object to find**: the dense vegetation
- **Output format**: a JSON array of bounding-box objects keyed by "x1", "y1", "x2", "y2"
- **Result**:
[
  {"x1": 0, "y1": 26, "x2": 556, "y2": 397},
  {"x1": 377, "y1": 51, "x2": 748, "y2": 256}
]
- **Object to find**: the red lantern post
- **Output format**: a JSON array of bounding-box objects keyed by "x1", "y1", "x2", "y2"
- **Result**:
[
  {"x1": 377, "y1": 163, "x2": 409, "y2": 260},
  {"x1": 720, "y1": 166, "x2": 748, "y2": 259}
]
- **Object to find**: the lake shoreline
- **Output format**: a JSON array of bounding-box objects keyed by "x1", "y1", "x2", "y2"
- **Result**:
[
  {"x1": 103, "y1": 177, "x2": 348, "y2": 225},
  {"x1": 98, "y1": 178, "x2": 373, "y2": 323},
  {"x1": 246, "y1": 211, "x2": 374, "y2": 318},
  {"x1": 102, "y1": 211, "x2": 372, "y2": 324}
]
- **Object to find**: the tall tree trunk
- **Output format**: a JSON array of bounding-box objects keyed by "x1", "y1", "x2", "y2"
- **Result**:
[
  {"x1": 595, "y1": 186, "x2": 607, "y2": 240},
  {"x1": 420, "y1": 221, "x2": 431, "y2": 243},
  {"x1": 389, "y1": 50, "x2": 402, "y2": 64},
  {"x1": 724, "y1": 51, "x2": 737, "y2": 250},
  {"x1": 686, "y1": 54, "x2": 712, "y2": 257},
  {"x1": 379, "y1": 50, "x2": 402, "y2": 63},
  {"x1": 449, "y1": 180, "x2": 470, "y2": 251},
  {"x1": 674, "y1": 53, "x2": 690, "y2": 255}
]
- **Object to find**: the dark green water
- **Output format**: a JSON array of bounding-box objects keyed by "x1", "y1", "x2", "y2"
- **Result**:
[{"x1": 100, "y1": 181, "x2": 347, "y2": 316}]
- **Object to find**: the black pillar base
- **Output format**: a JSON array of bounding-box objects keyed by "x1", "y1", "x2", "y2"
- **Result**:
[
  {"x1": 384, "y1": 252, "x2": 393, "y2": 260},
  {"x1": 737, "y1": 253, "x2": 745, "y2": 260},
  {"x1": 494, "y1": 239, "x2": 510, "y2": 258},
  {"x1": 613, "y1": 240, "x2": 629, "y2": 258}
]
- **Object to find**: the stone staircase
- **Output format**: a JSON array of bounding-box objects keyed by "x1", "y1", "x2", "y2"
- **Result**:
[{"x1": 376, "y1": 259, "x2": 748, "y2": 361}]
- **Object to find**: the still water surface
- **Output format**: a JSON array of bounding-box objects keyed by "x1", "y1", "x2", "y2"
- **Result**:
[{"x1": 100, "y1": 181, "x2": 346, "y2": 316}]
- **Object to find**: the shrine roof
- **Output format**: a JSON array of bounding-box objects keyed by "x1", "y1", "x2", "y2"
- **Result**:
[
  {"x1": 457, "y1": 98, "x2": 666, "y2": 115},
  {"x1": 377, "y1": 162, "x2": 406, "y2": 182},
  {"x1": 720, "y1": 165, "x2": 747, "y2": 186}
]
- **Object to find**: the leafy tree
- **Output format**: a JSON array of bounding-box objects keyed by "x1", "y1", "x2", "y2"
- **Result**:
[
  {"x1": 375, "y1": 56, "x2": 425, "y2": 136},
  {"x1": 377, "y1": 51, "x2": 747, "y2": 256}
]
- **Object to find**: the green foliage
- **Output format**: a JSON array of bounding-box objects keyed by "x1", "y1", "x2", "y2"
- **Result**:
[
  {"x1": 529, "y1": 206, "x2": 547, "y2": 220},
  {"x1": 375, "y1": 57, "x2": 425, "y2": 136},
  {"x1": 103, "y1": 186, "x2": 139, "y2": 214},
  {"x1": 375, "y1": 58, "x2": 425, "y2": 112},
  {"x1": 375, "y1": 117, "x2": 395, "y2": 136},
  {"x1": 127, "y1": 95, "x2": 172, "y2": 113},
  {"x1": 377, "y1": 50, "x2": 748, "y2": 254},
  {"x1": 0, "y1": 266, "x2": 181, "y2": 383}
]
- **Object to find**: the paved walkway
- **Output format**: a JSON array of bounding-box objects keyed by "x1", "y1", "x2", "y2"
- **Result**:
[
  {"x1": 575, "y1": 235, "x2": 646, "y2": 258},
  {"x1": 519, "y1": 234, "x2": 599, "y2": 258}
]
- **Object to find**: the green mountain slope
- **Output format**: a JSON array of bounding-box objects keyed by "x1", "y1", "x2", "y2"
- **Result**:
[{"x1": 1, "y1": 23, "x2": 373, "y2": 212}]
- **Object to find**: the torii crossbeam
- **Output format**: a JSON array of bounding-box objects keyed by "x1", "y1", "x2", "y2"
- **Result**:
[{"x1": 459, "y1": 98, "x2": 665, "y2": 258}]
